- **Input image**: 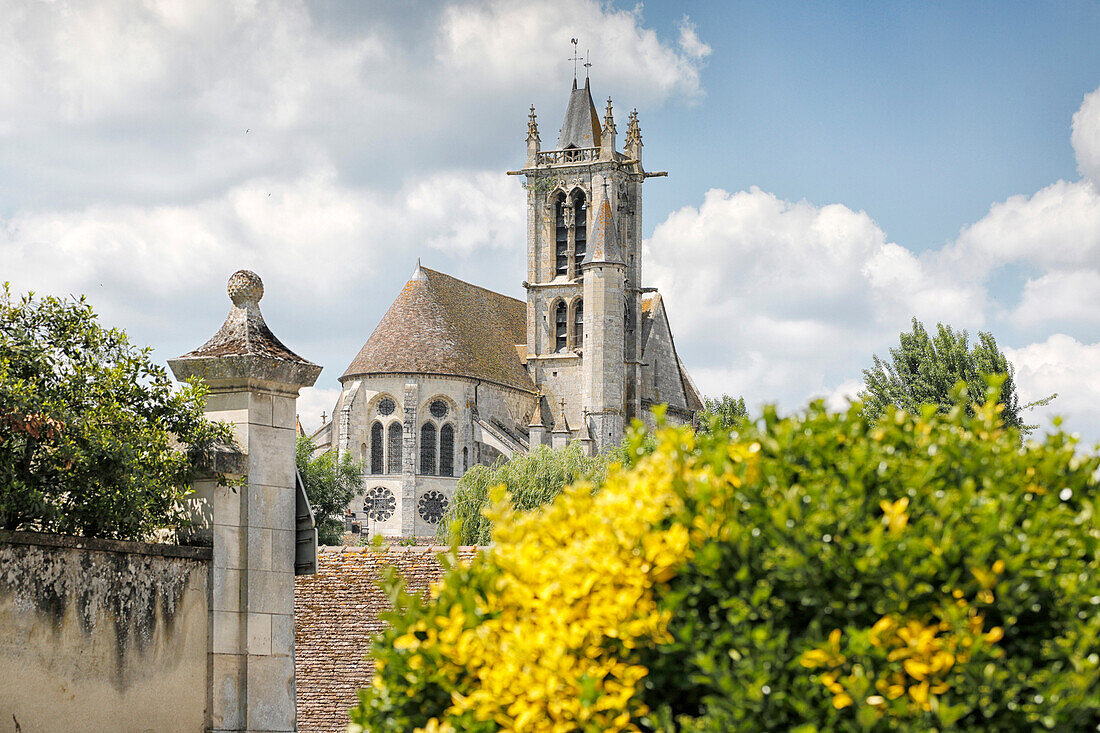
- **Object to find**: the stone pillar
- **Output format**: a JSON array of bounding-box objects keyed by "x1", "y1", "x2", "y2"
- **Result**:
[
  {"x1": 401, "y1": 381, "x2": 419, "y2": 537},
  {"x1": 170, "y1": 271, "x2": 320, "y2": 733}
]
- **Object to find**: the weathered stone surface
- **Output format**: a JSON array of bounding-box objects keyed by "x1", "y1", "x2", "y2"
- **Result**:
[{"x1": 0, "y1": 532, "x2": 210, "y2": 733}]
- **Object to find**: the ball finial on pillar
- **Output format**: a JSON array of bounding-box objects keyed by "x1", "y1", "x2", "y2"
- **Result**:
[{"x1": 227, "y1": 270, "x2": 263, "y2": 308}]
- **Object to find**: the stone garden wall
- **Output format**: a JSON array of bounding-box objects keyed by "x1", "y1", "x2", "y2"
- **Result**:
[
  {"x1": 0, "y1": 531, "x2": 211, "y2": 733},
  {"x1": 294, "y1": 544, "x2": 482, "y2": 733}
]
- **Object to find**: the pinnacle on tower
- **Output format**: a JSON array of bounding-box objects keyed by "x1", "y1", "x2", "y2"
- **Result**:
[
  {"x1": 626, "y1": 109, "x2": 641, "y2": 144},
  {"x1": 603, "y1": 97, "x2": 616, "y2": 135},
  {"x1": 526, "y1": 105, "x2": 540, "y2": 143},
  {"x1": 625, "y1": 108, "x2": 643, "y2": 160}
]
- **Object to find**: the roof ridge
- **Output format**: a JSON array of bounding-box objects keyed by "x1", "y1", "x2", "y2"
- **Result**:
[{"x1": 420, "y1": 266, "x2": 524, "y2": 307}]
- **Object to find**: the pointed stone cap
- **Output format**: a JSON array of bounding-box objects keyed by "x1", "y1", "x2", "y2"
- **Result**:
[
  {"x1": 557, "y1": 76, "x2": 601, "y2": 149},
  {"x1": 169, "y1": 270, "x2": 321, "y2": 391},
  {"x1": 528, "y1": 394, "x2": 551, "y2": 428},
  {"x1": 551, "y1": 398, "x2": 571, "y2": 434},
  {"x1": 581, "y1": 190, "x2": 624, "y2": 266}
]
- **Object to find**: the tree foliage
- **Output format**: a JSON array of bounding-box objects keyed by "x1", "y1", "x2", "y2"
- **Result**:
[
  {"x1": 696, "y1": 394, "x2": 748, "y2": 433},
  {"x1": 437, "y1": 442, "x2": 615, "y2": 545},
  {"x1": 352, "y1": 390, "x2": 1099, "y2": 731},
  {"x1": 295, "y1": 435, "x2": 360, "y2": 546},
  {"x1": 860, "y1": 318, "x2": 1053, "y2": 432},
  {"x1": 0, "y1": 285, "x2": 232, "y2": 540}
]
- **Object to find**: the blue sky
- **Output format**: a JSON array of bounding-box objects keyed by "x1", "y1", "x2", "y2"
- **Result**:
[{"x1": 4, "y1": 0, "x2": 1100, "y2": 441}]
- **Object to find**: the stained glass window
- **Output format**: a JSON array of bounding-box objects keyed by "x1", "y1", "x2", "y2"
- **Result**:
[
  {"x1": 370, "y1": 422, "x2": 383, "y2": 474},
  {"x1": 439, "y1": 424, "x2": 454, "y2": 477},
  {"x1": 420, "y1": 423, "x2": 436, "y2": 475},
  {"x1": 387, "y1": 423, "x2": 402, "y2": 474}
]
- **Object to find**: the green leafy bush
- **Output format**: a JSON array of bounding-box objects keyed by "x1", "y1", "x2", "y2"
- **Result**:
[
  {"x1": 437, "y1": 441, "x2": 615, "y2": 545},
  {"x1": 0, "y1": 286, "x2": 232, "y2": 540},
  {"x1": 295, "y1": 435, "x2": 361, "y2": 545},
  {"x1": 353, "y1": 387, "x2": 1099, "y2": 731}
]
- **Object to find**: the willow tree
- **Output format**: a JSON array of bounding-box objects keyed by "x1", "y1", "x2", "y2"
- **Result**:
[{"x1": 860, "y1": 318, "x2": 1053, "y2": 432}]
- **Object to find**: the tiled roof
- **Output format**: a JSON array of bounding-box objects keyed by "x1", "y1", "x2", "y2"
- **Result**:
[
  {"x1": 342, "y1": 266, "x2": 535, "y2": 392},
  {"x1": 640, "y1": 293, "x2": 704, "y2": 412},
  {"x1": 294, "y1": 545, "x2": 482, "y2": 733}
]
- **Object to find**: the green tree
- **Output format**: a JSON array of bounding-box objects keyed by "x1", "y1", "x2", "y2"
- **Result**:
[
  {"x1": 0, "y1": 285, "x2": 232, "y2": 540},
  {"x1": 295, "y1": 435, "x2": 360, "y2": 545},
  {"x1": 696, "y1": 394, "x2": 748, "y2": 433},
  {"x1": 860, "y1": 318, "x2": 1053, "y2": 432},
  {"x1": 438, "y1": 442, "x2": 615, "y2": 545}
]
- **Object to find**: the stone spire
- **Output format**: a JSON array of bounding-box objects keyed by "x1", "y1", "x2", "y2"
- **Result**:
[
  {"x1": 557, "y1": 76, "x2": 601, "y2": 149},
  {"x1": 625, "y1": 108, "x2": 642, "y2": 161},
  {"x1": 600, "y1": 97, "x2": 616, "y2": 161},
  {"x1": 580, "y1": 187, "x2": 623, "y2": 266}
]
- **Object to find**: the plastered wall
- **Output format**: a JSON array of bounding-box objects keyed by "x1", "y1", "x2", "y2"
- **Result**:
[{"x1": 0, "y1": 531, "x2": 211, "y2": 733}]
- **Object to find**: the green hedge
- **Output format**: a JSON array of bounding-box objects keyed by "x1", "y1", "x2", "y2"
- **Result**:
[{"x1": 352, "y1": 389, "x2": 1100, "y2": 731}]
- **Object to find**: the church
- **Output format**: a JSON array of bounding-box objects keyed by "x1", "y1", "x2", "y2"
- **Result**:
[{"x1": 312, "y1": 74, "x2": 702, "y2": 538}]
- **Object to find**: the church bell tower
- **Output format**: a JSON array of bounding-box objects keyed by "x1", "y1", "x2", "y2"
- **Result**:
[{"x1": 510, "y1": 66, "x2": 660, "y2": 452}]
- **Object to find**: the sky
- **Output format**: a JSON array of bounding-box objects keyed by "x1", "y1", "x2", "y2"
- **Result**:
[{"x1": 4, "y1": 0, "x2": 1100, "y2": 443}]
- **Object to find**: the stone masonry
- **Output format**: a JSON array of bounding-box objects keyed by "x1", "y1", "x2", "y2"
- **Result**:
[{"x1": 171, "y1": 270, "x2": 321, "y2": 733}]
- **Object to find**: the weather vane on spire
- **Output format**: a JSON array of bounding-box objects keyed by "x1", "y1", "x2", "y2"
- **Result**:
[{"x1": 569, "y1": 38, "x2": 581, "y2": 80}]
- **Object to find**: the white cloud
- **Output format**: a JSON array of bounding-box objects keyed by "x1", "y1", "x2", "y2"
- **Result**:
[
  {"x1": 2, "y1": 166, "x2": 527, "y2": 365},
  {"x1": 948, "y1": 179, "x2": 1100, "y2": 274},
  {"x1": 0, "y1": 0, "x2": 706, "y2": 210},
  {"x1": 438, "y1": 1, "x2": 707, "y2": 99},
  {"x1": 1072, "y1": 86, "x2": 1100, "y2": 184},
  {"x1": 645, "y1": 186, "x2": 981, "y2": 408},
  {"x1": 1012, "y1": 270, "x2": 1100, "y2": 327},
  {"x1": 1005, "y1": 335, "x2": 1100, "y2": 443},
  {"x1": 677, "y1": 16, "x2": 712, "y2": 60}
]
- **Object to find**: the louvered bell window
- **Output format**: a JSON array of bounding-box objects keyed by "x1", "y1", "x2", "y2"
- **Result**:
[
  {"x1": 573, "y1": 300, "x2": 583, "y2": 347},
  {"x1": 573, "y1": 191, "x2": 587, "y2": 264},
  {"x1": 555, "y1": 193, "x2": 568, "y2": 276},
  {"x1": 555, "y1": 301, "x2": 568, "y2": 352}
]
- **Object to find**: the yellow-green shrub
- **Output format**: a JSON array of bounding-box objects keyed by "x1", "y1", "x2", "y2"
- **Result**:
[{"x1": 350, "y1": 394, "x2": 1100, "y2": 731}]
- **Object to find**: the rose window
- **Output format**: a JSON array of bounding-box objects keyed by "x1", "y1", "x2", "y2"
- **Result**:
[
  {"x1": 363, "y1": 486, "x2": 396, "y2": 522},
  {"x1": 378, "y1": 398, "x2": 395, "y2": 416},
  {"x1": 429, "y1": 400, "x2": 448, "y2": 418},
  {"x1": 418, "y1": 490, "x2": 449, "y2": 524}
]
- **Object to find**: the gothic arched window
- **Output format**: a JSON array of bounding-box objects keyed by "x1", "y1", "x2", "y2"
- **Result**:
[
  {"x1": 387, "y1": 423, "x2": 402, "y2": 474},
  {"x1": 439, "y1": 424, "x2": 455, "y2": 477},
  {"x1": 572, "y1": 299, "x2": 584, "y2": 348},
  {"x1": 572, "y1": 190, "x2": 587, "y2": 264},
  {"x1": 370, "y1": 422, "x2": 383, "y2": 474},
  {"x1": 554, "y1": 300, "x2": 568, "y2": 352},
  {"x1": 420, "y1": 423, "x2": 437, "y2": 475},
  {"x1": 554, "y1": 193, "x2": 568, "y2": 277}
]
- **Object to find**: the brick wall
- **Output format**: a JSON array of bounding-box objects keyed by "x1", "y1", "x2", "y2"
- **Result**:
[{"x1": 294, "y1": 544, "x2": 483, "y2": 733}]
